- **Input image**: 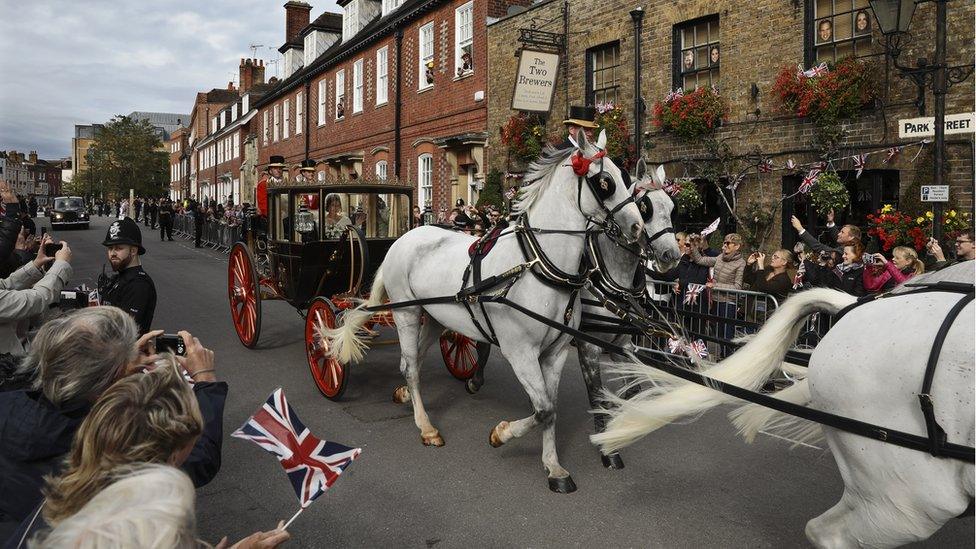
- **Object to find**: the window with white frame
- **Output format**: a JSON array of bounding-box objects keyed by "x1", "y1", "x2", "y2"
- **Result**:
[
  {"x1": 455, "y1": 2, "x2": 473, "y2": 77},
  {"x1": 418, "y1": 153, "x2": 432, "y2": 206},
  {"x1": 376, "y1": 46, "x2": 389, "y2": 105},
  {"x1": 232, "y1": 103, "x2": 238, "y2": 120},
  {"x1": 242, "y1": 94, "x2": 249, "y2": 113},
  {"x1": 335, "y1": 69, "x2": 346, "y2": 119},
  {"x1": 381, "y1": 0, "x2": 403, "y2": 17},
  {"x1": 376, "y1": 160, "x2": 388, "y2": 181},
  {"x1": 263, "y1": 110, "x2": 269, "y2": 145},
  {"x1": 283, "y1": 98, "x2": 290, "y2": 139},
  {"x1": 353, "y1": 59, "x2": 364, "y2": 113},
  {"x1": 233, "y1": 133, "x2": 240, "y2": 158},
  {"x1": 343, "y1": 1, "x2": 359, "y2": 41},
  {"x1": 419, "y1": 23, "x2": 434, "y2": 90},
  {"x1": 296, "y1": 91, "x2": 303, "y2": 134},
  {"x1": 317, "y1": 80, "x2": 327, "y2": 125},
  {"x1": 273, "y1": 103, "x2": 280, "y2": 142}
]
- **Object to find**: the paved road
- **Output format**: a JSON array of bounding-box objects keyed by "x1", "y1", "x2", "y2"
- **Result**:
[{"x1": 51, "y1": 216, "x2": 972, "y2": 548}]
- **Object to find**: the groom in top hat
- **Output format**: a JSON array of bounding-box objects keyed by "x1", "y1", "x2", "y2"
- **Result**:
[
  {"x1": 293, "y1": 159, "x2": 317, "y2": 184},
  {"x1": 256, "y1": 155, "x2": 287, "y2": 218},
  {"x1": 561, "y1": 105, "x2": 599, "y2": 146}
]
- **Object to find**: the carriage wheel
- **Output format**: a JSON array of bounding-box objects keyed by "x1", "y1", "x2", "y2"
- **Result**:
[
  {"x1": 228, "y1": 243, "x2": 261, "y2": 348},
  {"x1": 306, "y1": 297, "x2": 349, "y2": 400},
  {"x1": 440, "y1": 331, "x2": 479, "y2": 380}
]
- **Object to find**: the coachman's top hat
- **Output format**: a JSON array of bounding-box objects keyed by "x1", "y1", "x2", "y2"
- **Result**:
[
  {"x1": 562, "y1": 105, "x2": 599, "y2": 129},
  {"x1": 268, "y1": 155, "x2": 287, "y2": 169},
  {"x1": 299, "y1": 159, "x2": 316, "y2": 172},
  {"x1": 102, "y1": 217, "x2": 146, "y2": 255}
]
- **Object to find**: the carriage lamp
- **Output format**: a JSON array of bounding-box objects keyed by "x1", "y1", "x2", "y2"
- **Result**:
[
  {"x1": 422, "y1": 203, "x2": 434, "y2": 226},
  {"x1": 868, "y1": 0, "x2": 974, "y2": 240}
]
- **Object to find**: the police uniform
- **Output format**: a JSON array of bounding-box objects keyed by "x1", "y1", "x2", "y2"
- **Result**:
[{"x1": 99, "y1": 218, "x2": 157, "y2": 334}]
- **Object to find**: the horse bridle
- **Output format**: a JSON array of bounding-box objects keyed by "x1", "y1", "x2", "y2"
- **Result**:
[
  {"x1": 570, "y1": 149, "x2": 636, "y2": 246},
  {"x1": 634, "y1": 188, "x2": 675, "y2": 245}
]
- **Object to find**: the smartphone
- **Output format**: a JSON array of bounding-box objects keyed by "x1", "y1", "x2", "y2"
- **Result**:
[
  {"x1": 155, "y1": 334, "x2": 187, "y2": 356},
  {"x1": 43, "y1": 242, "x2": 62, "y2": 257},
  {"x1": 40, "y1": 227, "x2": 47, "y2": 237}
]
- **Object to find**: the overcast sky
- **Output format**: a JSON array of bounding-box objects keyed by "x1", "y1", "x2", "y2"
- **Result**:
[{"x1": 0, "y1": 0, "x2": 338, "y2": 160}]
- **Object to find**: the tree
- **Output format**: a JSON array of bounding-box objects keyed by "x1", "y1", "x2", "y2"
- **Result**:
[
  {"x1": 476, "y1": 170, "x2": 504, "y2": 210},
  {"x1": 86, "y1": 115, "x2": 169, "y2": 198}
]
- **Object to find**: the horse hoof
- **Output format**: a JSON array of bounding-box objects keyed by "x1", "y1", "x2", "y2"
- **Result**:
[
  {"x1": 601, "y1": 453, "x2": 625, "y2": 470},
  {"x1": 489, "y1": 421, "x2": 509, "y2": 448},
  {"x1": 547, "y1": 475, "x2": 577, "y2": 494},
  {"x1": 465, "y1": 379, "x2": 481, "y2": 395},
  {"x1": 422, "y1": 432, "x2": 445, "y2": 447},
  {"x1": 392, "y1": 386, "x2": 410, "y2": 404}
]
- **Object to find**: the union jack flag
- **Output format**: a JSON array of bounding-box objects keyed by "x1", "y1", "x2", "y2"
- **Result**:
[
  {"x1": 662, "y1": 179, "x2": 683, "y2": 196},
  {"x1": 233, "y1": 388, "x2": 362, "y2": 508},
  {"x1": 853, "y1": 153, "x2": 867, "y2": 179},
  {"x1": 797, "y1": 62, "x2": 829, "y2": 78},
  {"x1": 684, "y1": 283, "x2": 706, "y2": 305},
  {"x1": 726, "y1": 173, "x2": 744, "y2": 192},
  {"x1": 758, "y1": 158, "x2": 774, "y2": 173},
  {"x1": 799, "y1": 163, "x2": 826, "y2": 194},
  {"x1": 883, "y1": 146, "x2": 901, "y2": 163},
  {"x1": 686, "y1": 339, "x2": 709, "y2": 359},
  {"x1": 785, "y1": 158, "x2": 797, "y2": 171},
  {"x1": 792, "y1": 260, "x2": 806, "y2": 290},
  {"x1": 504, "y1": 186, "x2": 519, "y2": 200},
  {"x1": 700, "y1": 217, "x2": 721, "y2": 237}
]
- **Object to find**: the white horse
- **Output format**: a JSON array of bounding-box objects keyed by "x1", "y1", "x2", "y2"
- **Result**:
[
  {"x1": 593, "y1": 262, "x2": 974, "y2": 547},
  {"x1": 577, "y1": 159, "x2": 680, "y2": 469},
  {"x1": 323, "y1": 129, "x2": 644, "y2": 492}
]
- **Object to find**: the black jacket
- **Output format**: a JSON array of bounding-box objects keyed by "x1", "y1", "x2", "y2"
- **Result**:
[
  {"x1": 99, "y1": 265, "x2": 157, "y2": 334},
  {"x1": 654, "y1": 248, "x2": 720, "y2": 297},
  {"x1": 0, "y1": 203, "x2": 22, "y2": 266},
  {"x1": 0, "y1": 381, "x2": 227, "y2": 544}
]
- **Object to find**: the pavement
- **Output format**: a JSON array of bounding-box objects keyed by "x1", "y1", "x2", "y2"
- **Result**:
[{"x1": 47, "y1": 215, "x2": 973, "y2": 548}]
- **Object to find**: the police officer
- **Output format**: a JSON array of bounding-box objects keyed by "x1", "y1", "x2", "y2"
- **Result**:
[
  {"x1": 190, "y1": 197, "x2": 205, "y2": 248},
  {"x1": 158, "y1": 196, "x2": 175, "y2": 241},
  {"x1": 98, "y1": 218, "x2": 157, "y2": 334}
]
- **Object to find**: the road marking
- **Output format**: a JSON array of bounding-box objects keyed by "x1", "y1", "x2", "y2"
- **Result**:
[{"x1": 758, "y1": 430, "x2": 822, "y2": 450}]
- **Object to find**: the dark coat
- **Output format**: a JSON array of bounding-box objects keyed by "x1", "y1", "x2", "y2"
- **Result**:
[
  {"x1": 99, "y1": 265, "x2": 157, "y2": 335},
  {"x1": 743, "y1": 265, "x2": 793, "y2": 302},
  {"x1": 0, "y1": 381, "x2": 227, "y2": 544}
]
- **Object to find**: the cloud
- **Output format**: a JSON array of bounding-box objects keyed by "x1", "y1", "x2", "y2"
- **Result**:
[{"x1": 0, "y1": 0, "x2": 339, "y2": 159}]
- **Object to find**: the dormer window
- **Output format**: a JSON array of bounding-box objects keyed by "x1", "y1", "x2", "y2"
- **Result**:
[
  {"x1": 343, "y1": 1, "x2": 360, "y2": 41},
  {"x1": 242, "y1": 94, "x2": 250, "y2": 113},
  {"x1": 381, "y1": 0, "x2": 403, "y2": 17}
]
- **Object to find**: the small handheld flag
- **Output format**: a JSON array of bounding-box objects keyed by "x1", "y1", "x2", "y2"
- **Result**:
[
  {"x1": 233, "y1": 388, "x2": 361, "y2": 510},
  {"x1": 700, "y1": 217, "x2": 721, "y2": 237}
]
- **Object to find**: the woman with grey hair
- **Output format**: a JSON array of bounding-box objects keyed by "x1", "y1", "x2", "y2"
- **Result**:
[{"x1": 0, "y1": 307, "x2": 226, "y2": 542}]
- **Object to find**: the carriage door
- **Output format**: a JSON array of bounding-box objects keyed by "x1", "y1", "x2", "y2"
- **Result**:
[{"x1": 271, "y1": 192, "x2": 298, "y2": 296}]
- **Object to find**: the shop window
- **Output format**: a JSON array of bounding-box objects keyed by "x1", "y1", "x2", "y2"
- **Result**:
[
  {"x1": 586, "y1": 41, "x2": 620, "y2": 106},
  {"x1": 808, "y1": 0, "x2": 874, "y2": 65},
  {"x1": 673, "y1": 16, "x2": 720, "y2": 91}
]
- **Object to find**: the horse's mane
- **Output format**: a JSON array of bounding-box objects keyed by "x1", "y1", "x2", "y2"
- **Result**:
[{"x1": 512, "y1": 145, "x2": 575, "y2": 215}]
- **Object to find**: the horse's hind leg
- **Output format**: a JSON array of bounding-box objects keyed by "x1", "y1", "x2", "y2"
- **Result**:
[
  {"x1": 393, "y1": 310, "x2": 444, "y2": 447},
  {"x1": 577, "y1": 341, "x2": 624, "y2": 470},
  {"x1": 465, "y1": 342, "x2": 492, "y2": 394}
]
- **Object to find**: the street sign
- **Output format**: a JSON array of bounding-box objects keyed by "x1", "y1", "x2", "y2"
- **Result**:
[
  {"x1": 920, "y1": 185, "x2": 949, "y2": 202},
  {"x1": 899, "y1": 112, "x2": 975, "y2": 139},
  {"x1": 511, "y1": 50, "x2": 559, "y2": 113}
]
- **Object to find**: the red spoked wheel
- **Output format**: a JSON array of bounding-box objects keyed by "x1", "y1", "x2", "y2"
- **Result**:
[
  {"x1": 306, "y1": 297, "x2": 349, "y2": 400},
  {"x1": 228, "y1": 243, "x2": 261, "y2": 348},
  {"x1": 440, "y1": 331, "x2": 479, "y2": 380}
]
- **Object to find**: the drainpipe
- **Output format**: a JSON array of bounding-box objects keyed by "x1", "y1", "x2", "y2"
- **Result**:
[
  {"x1": 304, "y1": 80, "x2": 311, "y2": 161},
  {"x1": 630, "y1": 7, "x2": 644, "y2": 154},
  {"x1": 394, "y1": 28, "x2": 404, "y2": 178}
]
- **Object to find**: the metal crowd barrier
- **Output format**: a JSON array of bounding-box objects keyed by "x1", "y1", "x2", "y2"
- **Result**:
[
  {"x1": 638, "y1": 278, "x2": 835, "y2": 361},
  {"x1": 173, "y1": 214, "x2": 243, "y2": 254}
]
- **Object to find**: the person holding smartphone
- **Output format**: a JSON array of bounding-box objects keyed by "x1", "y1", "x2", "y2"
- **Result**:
[
  {"x1": 928, "y1": 229, "x2": 975, "y2": 270},
  {"x1": 0, "y1": 232, "x2": 72, "y2": 355}
]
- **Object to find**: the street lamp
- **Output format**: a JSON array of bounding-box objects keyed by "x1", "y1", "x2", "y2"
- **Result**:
[
  {"x1": 422, "y1": 201, "x2": 434, "y2": 226},
  {"x1": 869, "y1": 0, "x2": 974, "y2": 241}
]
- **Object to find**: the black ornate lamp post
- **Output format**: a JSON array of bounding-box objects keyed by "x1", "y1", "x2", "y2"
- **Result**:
[
  {"x1": 869, "y1": 0, "x2": 974, "y2": 240},
  {"x1": 630, "y1": 7, "x2": 645, "y2": 155},
  {"x1": 422, "y1": 202, "x2": 434, "y2": 226}
]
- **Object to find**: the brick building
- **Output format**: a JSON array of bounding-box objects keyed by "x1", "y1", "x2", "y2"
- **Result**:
[
  {"x1": 167, "y1": 127, "x2": 189, "y2": 200},
  {"x1": 487, "y1": 0, "x2": 974, "y2": 247},
  {"x1": 253, "y1": 0, "x2": 529, "y2": 212},
  {"x1": 0, "y1": 150, "x2": 63, "y2": 205},
  {"x1": 186, "y1": 87, "x2": 241, "y2": 201}
]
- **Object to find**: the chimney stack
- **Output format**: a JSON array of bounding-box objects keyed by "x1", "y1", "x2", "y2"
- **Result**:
[
  {"x1": 284, "y1": 1, "x2": 312, "y2": 45},
  {"x1": 239, "y1": 58, "x2": 267, "y2": 93},
  {"x1": 28, "y1": 151, "x2": 37, "y2": 163}
]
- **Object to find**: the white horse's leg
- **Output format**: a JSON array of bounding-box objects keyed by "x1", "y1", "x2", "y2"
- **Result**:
[
  {"x1": 538, "y1": 341, "x2": 575, "y2": 492},
  {"x1": 393, "y1": 309, "x2": 444, "y2": 447}
]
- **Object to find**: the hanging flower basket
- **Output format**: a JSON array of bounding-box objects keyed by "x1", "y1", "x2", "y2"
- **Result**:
[
  {"x1": 669, "y1": 179, "x2": 703, "y2": 211},
  {"x1": 500, "y1": 113, "x2": 549, "y2": 163},
  {"x1": 594, "y1": 102, "x2": 636, "y2": 170},
  {"x1": 809, "y1": 172, "x2": 849, "y2": 215},
  {"x1": 867, "y1": 204, "x2": 930, "y2": 252},
  {"x1": 652, "y1": 87, "x2": 729, "y2": 140},
  {"x1": 772, "y1": 57, "x2": 876, "y2": 127}
]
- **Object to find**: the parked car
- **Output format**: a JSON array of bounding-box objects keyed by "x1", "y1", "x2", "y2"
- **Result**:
[{"x1": 50, "y1": 196, "x2": 90, "y2": 229}]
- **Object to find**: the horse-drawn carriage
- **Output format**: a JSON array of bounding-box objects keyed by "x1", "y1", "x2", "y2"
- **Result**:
[{"x1": 227, "y1": 180, "x2": 482, "y2": 399}]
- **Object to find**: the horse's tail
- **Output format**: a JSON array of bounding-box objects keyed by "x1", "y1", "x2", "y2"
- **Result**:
[
  {"x1": 591, "y1": 288, "x2": 855, "y2": 454},
  {"x1": 728, "y1": 378, "x2": 823, "y2": 447},
  {"x1": 319, "y1": 269, "x2": 388, "y2": 364}
]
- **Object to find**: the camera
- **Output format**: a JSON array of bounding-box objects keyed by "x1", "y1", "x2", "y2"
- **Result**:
[
  {"x1": 44, "y1": 242, "x2": 63, "y2": 257},
  {"x1": 155, "y1": 334, "x2": 187, "y2": 356},
  {"x1": 58, "y1": 290, "x2": 88, "y2": 310}
]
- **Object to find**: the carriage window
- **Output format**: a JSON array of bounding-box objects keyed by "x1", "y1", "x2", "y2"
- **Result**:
[
  {"x1": 274, "y1": 192, "x2": 290, "y2": 241},
  {"x1": 319, "y1": 192, "x2": 412, "y2": 239}
]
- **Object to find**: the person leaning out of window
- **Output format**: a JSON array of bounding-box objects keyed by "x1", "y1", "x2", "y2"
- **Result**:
[{"x1": 744, "y1": 249, "x2": 795, "y2": 302}]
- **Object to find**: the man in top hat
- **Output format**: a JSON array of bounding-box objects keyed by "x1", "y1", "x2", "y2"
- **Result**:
[
  {"x1": 98, "y1": 217, "x2": 156, "y2": 334},
  {"x1": 256, "y1": 155, "x2": 287, "y2": 218},
  {"x1": 294, "y1": 159, "x2": 317, "y2": 184},
  {"x1": 562, "y1": 105, "x2": 599, "y2": 145}
]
